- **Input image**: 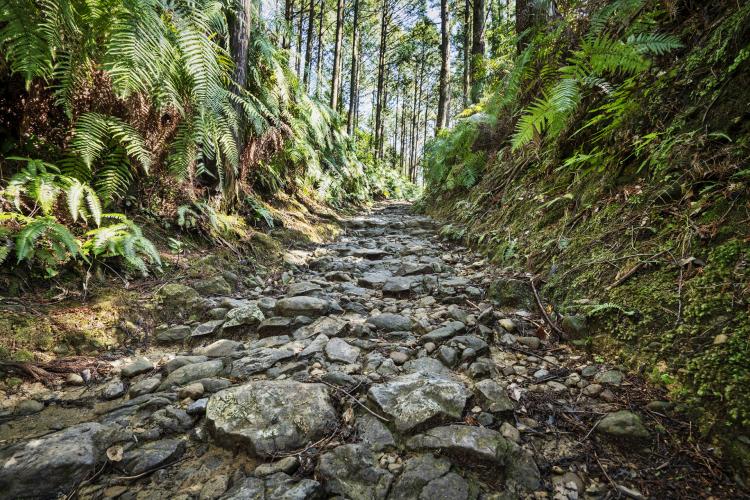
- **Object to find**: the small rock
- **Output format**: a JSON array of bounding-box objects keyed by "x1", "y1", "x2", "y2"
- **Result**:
[
  {"x1": 121, "y1": 439, "x2": 186, "y2": 475},
  {"x1": 121, "y1": 358, "x2": 154, "y2": 378},
  {"x1": 390, "y1": 351, "x2": 409, "y2": 365},
  {"x1": 366, "y1": 313, "x2": 412, "y2": 332},
  {"x1": 129, "y1": 376, "x2": 162, "y2": 397},
  {"x1": 15, "y1": 399, "x2": 44, "y2": 415},
  {"x1": 66, "y1": 373, "x2": 84, "y2": 386},
  {"x1": 475, "y1": 379, "x2": 515, "y2": 413},
  {"x1": 193, "y1": 276, "x2": 232, "y2": 296},
  {"x1": 102, "y1": 379, "x2": 126, "y2": 400},
  {"x1": 594, "y1": 369, "x2": 624, "y2": 386},
  {"x1": 254, "y1": 456, "x2": 299, "y2": 477},
  {"x1": 318, "y1": 444, "x2": 393, "y2": 499},
  {"x1": 516, "y1": 336, "x2": 540, "y2": 349},
  {"x1": 275, "y1": 296, "x2": 329, "y2": 318},
  {"x1": 326, "y1": 338, "x2": 361, "y2": 364},
  {"x1": 194, "y1": 339, "x2": 243, "y2": 358},
  {"x1": 498, "y1": 318, "x2": 516, "y2": 332},
  {"x1": 597, "y1": 410, "x2": 650, "y2": 441},
  {"x1": 191, "y1": 319, "x2": 225, "y2": 338},
  {"x1": 500, "y1": 422, "x2": 521, "y2": 443},
  {"x1": 179, "y1": 382, "x2": 205, "y2": 400},
  {"x1": 187, "y1": 398, "x2": 208, "y2": 415},
  {"x1": 368, "y1": 372, "x2": 469, "y2": 433},
  {"x1": 582, "y1": 383, "x2": 603, "y2": 396}
]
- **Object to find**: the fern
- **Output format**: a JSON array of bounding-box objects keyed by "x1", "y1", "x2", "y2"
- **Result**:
[
  {"x1": 82, "y1": 214, "x2": 161, "y2": 274},
  {"x1": 15, "y1": 216, "x2": 79, "y2": 264},
  {"x1": 512, "y1": 4, "x2": 682, "y2": 150}
]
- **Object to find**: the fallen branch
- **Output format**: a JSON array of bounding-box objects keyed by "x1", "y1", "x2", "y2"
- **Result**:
[
  {"x1": 317, "y1": 379, "x2": 391, "y2": 422},
  {"x1": 529, "y1": 277, "x2": 565, "y2": 341},
  {"x1": 0, "y1": 360, "x2": 51, "y2": 381}
]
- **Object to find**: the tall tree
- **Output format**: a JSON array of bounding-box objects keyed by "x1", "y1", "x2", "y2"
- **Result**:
[
  {"x1": 436, "y1": 0, "x2": 450, "y2": 132},
  {"x1": 470, "y1": 0, "x2": 485, "y2": 103},
  {"x1": 226, "y1": 0, "x2": 253, "y2": 202},
  {"x1": 315, "y1": 0, "x2": 325, "y2": 98},
  {"x1": 373, "y1": 0, "x2": 390, "y2": 157},
  {"x1": 347, "y1": 0, "x2": 360, "y2": 135},
  {"x1": 515, "y1": 0, "x2": 532, "y2": 52},
  {"x1": 330, "y1": 0, "x2": 345, "y2": 109},
  {"x1": 303, "y1": 0, "x2": 316, "y2": 86},
  {"x1": 462, "y1": 0, "x2": 471, "y2": 107}
]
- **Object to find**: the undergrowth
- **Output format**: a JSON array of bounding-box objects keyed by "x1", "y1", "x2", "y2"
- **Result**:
[{"x1": 420, "y1": 0, "x2": 750, "y2": 474}]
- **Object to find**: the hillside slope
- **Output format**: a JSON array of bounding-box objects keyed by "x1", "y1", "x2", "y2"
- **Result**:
[{"x1": 421, "y1": 0, "x2": 750, "y2": 479}]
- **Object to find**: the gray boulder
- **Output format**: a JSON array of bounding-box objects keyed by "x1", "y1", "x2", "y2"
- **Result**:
[
  {"x1": 597, "y1": 410, "x2": 650, "y2": 441},
  {"x1": 156, "y1": 324, "x2": 192, "y2": 343},
  {"x1": 421, "y1": 321, "x2": 465, "y2": 343},
  {"x1": 368, "y1": 372, "x2": 469, "y2": 433},
  {"x1": 121, "y1": 438, "x2": 186, "y2": 475},
  {"x1": 121, "y1": 357, "x2": 154, "y2": 378},
  {"x1": 406, "y1": 425, "x2": 540, "y2": 490},
  {"x1": 326, "y1": 338, "x2": 361, "y2": 364},
  {"x1": 474, "y1": 379, "x2": 514, "y2": 413},
  {"x1": 158, "y1": 359, "x2": 224, "y2": 391},
  {"x1": 207, "y1": 381, "x2": 337, "y2": 456},
  {"x1": 318, "y1": 444, "x2": 393, "y2": 499},
  {"x1": 228, "y1": 348, "x2": 294, "y2": 378},
  {"x1": 366, "y1": 313, "x2": 413, "y2": 332},
  {"x1": 275, "y1": 296, "x2": 329, "y2": 318},
  {"x1": 223, "y1": 304, "x2": 265, "y2": 333},
  {"x1": 0, "y1": 423, "x2": 108, "y2": 498},
  {"x1": 388, "y1": 454, "x2": 452, "y2": 500},
  {"x1": 194, "y1": 276, "x2": 232, "y2": 296}
]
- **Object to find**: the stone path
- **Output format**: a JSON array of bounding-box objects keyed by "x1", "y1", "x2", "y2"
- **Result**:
[{"x1": 0, "y1": 202, "x2": 738, "y2": 499}]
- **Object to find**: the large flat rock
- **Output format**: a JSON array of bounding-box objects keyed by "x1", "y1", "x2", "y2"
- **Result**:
[
  {"x1": 0, "y1": 423, "x2": 107, "y2": 498},
  {"x1": 367, "y1": 372, "x2": 469, "y2": 433},
  {"x1": 318, "y1": 444, "x2": 393, "y2": 499},
  {"x1": 275, "y1": 296, "x2": 330, "y2": 318},
  {"x1": 407, "y1": 425, "x2": 540, "y2": 491},
  {"x1": 206, "y1": 381, "x2": 338, "y2": 457}
]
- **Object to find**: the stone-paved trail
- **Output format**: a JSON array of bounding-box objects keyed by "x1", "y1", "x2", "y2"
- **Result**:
[{"x1": 0, "y1": 202, "x2": 737, "y2": 499}]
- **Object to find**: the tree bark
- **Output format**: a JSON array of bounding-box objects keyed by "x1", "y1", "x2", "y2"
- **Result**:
[
  {"x1": 373, "y1": 0, "x2": 389, "y2": 158},
  {"x1": 470, "y1": 0, "x2": 485, "y2": 103},
  {"x1": 303, "y1": 0, "x2": 316, "y2": 86},
  {"x1": 226, "y1": 0, "x2": 253, "y2": 203},
  {"x1": 436, "y1": 0, "x2": 450, "y2": 132},
  {"x1": 515, "y1": 0, "x2": 533, "y2": 53},
  {"x1": 462, "y1": 0, "x2": 471, "y2": 107},
  {"x1": 295, "y1": 2, "x2": 305, "y2": 76},
  {"x1": 347, "y1": 0, "x2": 360, "y2": 135},
  {"x1": 330, "y1": 0, "x2": 345, "y2": 109},
  {"x1": 283, "y1": 0, "x2": 294, "y2": 50},
  {"x1": 315, "y1": 0, "x2": 325, "y2": 98}
]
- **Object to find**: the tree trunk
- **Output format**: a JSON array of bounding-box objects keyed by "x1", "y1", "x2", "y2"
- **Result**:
[
  {"x1": 393, "y1": 80, "x2": 400, "y2": 152},
  {"x1": 515, "y1": 0, "x2": 533, "y2": 53},
  {"x1": 303, "y1": 0, "x2": 316, "y2": 86},
  {"x1": 330, "y1": 0, "x2": 345, "y2": 109},
  {"x1": 470, "y1": 0, "x2": 485, "y2": 103},
  {"x1": 295, "y1": 2, "x2": 305, "y2": 76},
  {"x1": 226, "y1": 0, "x2": 253, "y2": 203},
  {"x1": 373, "y1": 0, "x2": 389, "y2": 157},
  {"x1": 347, "y1": 0, "x2": 360, "y2": 135},
  {"x1": 378, "y1": 69, "x2": 389, "y2": 159},
  {"x1": 315, "y1": 0, "x2": 325, "y2": 98},
  {"x1": 436, "y1": 0, "x2": 450, "y2": 132},
  {"x1": 283, "y1": 0, "x2": 294, "y2": 50},
  {"x1": 462, "y1": 0, "x2": 471, "y2": 107}
]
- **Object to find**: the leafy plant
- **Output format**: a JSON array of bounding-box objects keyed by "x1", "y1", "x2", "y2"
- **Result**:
[{"x1": 1, "y1": 158, "x2": 159, "y2": 275}]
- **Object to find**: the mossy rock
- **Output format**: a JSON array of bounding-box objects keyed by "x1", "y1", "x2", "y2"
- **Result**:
[
  {"x1": 155, "y1": 284, "x2": 200, "y2": 315},
  {"x1": 487, "y1": 278, "x2": 535, "y2": 310},
  {"x1": 193, "y1": 276, "x2": 232, "y2": 296}
]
